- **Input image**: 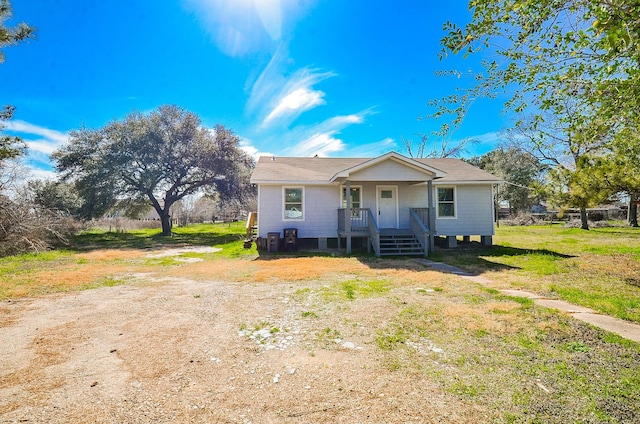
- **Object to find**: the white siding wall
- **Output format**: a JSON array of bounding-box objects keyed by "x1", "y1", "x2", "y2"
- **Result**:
[
  {"x1": 351, "y1": 161, "x2": 431, "y2": 182},
  {"x1": 257, "y1": 185, "x2": 338, "y2": 238},
  {"x1": 257, "y1": 182, "x2": 494, "y2": 238},
  {"x1": 435, "y1": 184, "x2": 495, "y2": 236}
]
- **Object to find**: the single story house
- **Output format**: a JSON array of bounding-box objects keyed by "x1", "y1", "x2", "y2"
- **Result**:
[{"x1": 249, "y1": 151, "x2": 502, "y2": 256}]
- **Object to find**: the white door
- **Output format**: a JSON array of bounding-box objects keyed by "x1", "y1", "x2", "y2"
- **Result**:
[{"x1": 377, "y1": 185, "x2": 398, "y2": 229}]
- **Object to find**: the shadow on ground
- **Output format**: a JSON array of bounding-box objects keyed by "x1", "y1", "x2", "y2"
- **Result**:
[
  {"x1": 71, "y1": 230, "x2": 244, "y2": 251},
  {"x1": 424, "y1": 242, "x2": 575, "y2": 274}
]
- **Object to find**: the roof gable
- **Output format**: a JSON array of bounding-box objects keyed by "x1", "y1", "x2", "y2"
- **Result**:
[{"x1": 330, "y1": 152, "x2": 446, "y2": 181}]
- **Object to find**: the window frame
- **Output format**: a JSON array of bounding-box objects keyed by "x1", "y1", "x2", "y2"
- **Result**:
[
  {"x1": 283, "y1": 186, "x2": 305, "y2": 221},
  {"x1": 436, "y1": 186, "x2": 457, "y2": 218},
  {"x1": 341, "y1": 185, "x2": 363, "y2": 219}
]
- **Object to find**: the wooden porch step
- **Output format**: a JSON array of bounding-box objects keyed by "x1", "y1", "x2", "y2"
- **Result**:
[{"x1": 379, "y1": 233, "x2": 426, "y2": 256}]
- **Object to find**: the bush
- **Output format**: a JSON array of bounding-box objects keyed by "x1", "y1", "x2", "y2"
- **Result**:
[
  {"x1": 562, "y1": 219, "x2": 620, "y2": 228},
  {"x1": 500, "y1": 213, "x2": 541, "y2": 226},
  {"x1": 0, "y1": 195, "x2": 82, "y2": 257}
]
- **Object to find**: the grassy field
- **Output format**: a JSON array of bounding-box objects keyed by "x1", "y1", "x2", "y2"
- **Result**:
[
  {"x1": 432, "y1": 224, "x2": 640, "y2": 323},
  {"x1": 1, "y1": 222, "x2": 640, "y2": 422}
]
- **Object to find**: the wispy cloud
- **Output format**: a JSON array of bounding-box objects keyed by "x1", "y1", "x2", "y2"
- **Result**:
[
  {"x1": 239, "y1": 137, "x2": 274, "y2": 160},
  {"x1": 183, "y1": 0, "x2": 312, "y2": 57},
  {"x1": 463, "y1": 131, "x2": 503, "y2": 156},
  {"x1": 347, "y1": 137, "x2": 398, "y2": 157},
  {"x1": 247, "y1": 48, "x2": 335, "y2": 128},
  {"x1": 288, "y1": 132, "x2": 344, "y2": 157},
  {"x1": 282, "y1": 110, "x2": 371, "y2": 157},
  {"x1": 4, "y1": 120, "x2": 68, "y2": 146},
  {"x1": 263, "y1": 86, "x2": 326, "y2": 125},
  {"x1": 3, "y1": 120, "x2": 68, "y2": 180}
]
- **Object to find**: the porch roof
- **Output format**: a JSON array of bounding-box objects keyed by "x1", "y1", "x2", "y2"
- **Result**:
[{"x1": 250, "y1": 151, "x2": 502, "y2": 185}]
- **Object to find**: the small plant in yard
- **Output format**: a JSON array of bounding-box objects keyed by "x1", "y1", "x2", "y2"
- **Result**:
[
  {"x1": 316, "y1": 327, "x2": 341, "y2": 344},
  {"x1": 340, "y1": 279, "x2": 390, "y2": 300},
  {"x1": 375, "y1": 324, "x2": 408, "y2": 350},
  {"x1": 301, "y1": 311, "x2": 318, "y2": 318},
  {"x1": 564, "y1": 341, "x2": 591, "y2": 353}
]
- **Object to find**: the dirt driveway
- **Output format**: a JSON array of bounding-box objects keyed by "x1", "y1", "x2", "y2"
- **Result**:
[
  {"x1": 3, "y1": 249, "x2": 639, "y2": 423},
  {"x1": 0, "y1": 268, "x2": 478, "y2": 423}
]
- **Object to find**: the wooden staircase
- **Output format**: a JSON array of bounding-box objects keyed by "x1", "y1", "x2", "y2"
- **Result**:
[
  {"x1": 378, "y1": 230, "x2": 426, "y2": 256},
  {"x1": 246, "y1": 212, "x2": 258, "y2": 240}
]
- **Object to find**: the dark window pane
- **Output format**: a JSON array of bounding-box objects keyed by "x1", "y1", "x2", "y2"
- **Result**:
[
  {"x1": 439, "y1": 203, "x2": 454, "y2": 217},
  {"x1": 438, "y1": 188, "x2": 453, "y2": 202}
]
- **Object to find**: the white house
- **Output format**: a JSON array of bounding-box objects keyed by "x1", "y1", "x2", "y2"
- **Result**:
[{"x1": 249, "y1": 151, "x2": 502, "y2": 256}]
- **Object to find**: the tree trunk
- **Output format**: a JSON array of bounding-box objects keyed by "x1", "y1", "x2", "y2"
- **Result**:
[
  {"x1": 158, "y1": 209, "x2": 172, "y2": 236},
  {"x1": 629, "y1": 194, "x2": 639, "y2": 227},
  {"x1": 579, "y1": 207, "x2": 589, "y2": 230}
]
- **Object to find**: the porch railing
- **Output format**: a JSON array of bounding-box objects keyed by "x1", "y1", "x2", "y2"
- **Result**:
[
  {"x1": 337, "y1": 208, "x2": 370, "y2": 232},
  {"x1": 411, "y1": 207, "x2": 430, "y2": 227},
  {"x1": 367, "y1": 209, "x2": 380, "y2": 256},
  {"x1": 409, "y1": 208, "x2": 430, "y2": 255}
]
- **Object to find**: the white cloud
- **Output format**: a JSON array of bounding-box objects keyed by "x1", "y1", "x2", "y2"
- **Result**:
[
  {"x1": 263, "y1": 86, "x2": 326, "y2": 124},
  {"x1": 239, "y1": 138, "x2": 274, "y2": 160},
  {"x1": 278, "y1": 109, "x2": 371, "y2": 157},
  {"x1": 288, "y1": 132, "x2": 344, "y2": 157},
  {"x1": 4, "y1": 120, "x2": 68, "y2": 146},
  {"x1": 323, "y1": 114, "x2": 365, "y2": 127},
  {"x1": 26, "y1": 139, "x2": 59, "y2": 155},
  {"x1": 3, "y1": 120, "x2": 68, "y2": 182},
  {"x1": 246, "y1": 47, "x2": 336, "y2": 127}
]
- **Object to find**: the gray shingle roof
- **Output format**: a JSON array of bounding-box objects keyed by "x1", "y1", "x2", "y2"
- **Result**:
[{"x1": 250, "y1": 155, "x2": 502, "y2": 184}]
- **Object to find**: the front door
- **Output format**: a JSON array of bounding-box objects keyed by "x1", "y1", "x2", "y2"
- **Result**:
[{"x1": 377, "y1": 185, "x2": 398, "y2": 229}]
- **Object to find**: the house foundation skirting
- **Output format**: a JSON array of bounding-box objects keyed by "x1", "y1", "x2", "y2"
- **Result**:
[{"x1": 437, "y1": 235, "x2": 494, "y2": 248}]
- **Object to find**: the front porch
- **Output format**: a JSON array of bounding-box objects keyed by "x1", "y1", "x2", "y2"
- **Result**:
[{"x1": 337, "y1": 207, "x2": 435, "y2": 257}]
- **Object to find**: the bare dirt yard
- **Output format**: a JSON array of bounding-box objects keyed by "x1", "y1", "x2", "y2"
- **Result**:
[{"x1": 1, "y1": 247, "x2": 639, "y2": 423}]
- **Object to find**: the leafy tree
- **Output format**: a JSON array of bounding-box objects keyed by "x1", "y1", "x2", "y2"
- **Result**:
[
  {"x1": 53, "y1": 105, "x2": 255, "y2": 236},
  {"x1": 604, "y1": 131, "x2": 640, "y2": 227},
  {"x1": 437, "y1": 0, "x2": 639, "y2": 123},
  {"x1": 0, "y1": 105, "x2": 24, "y2": 166},
  {"x1": 434, "y1": 0, "x2": 639, "y2": 227},
  {"x1": 27, "y1": 180, "x2": 84, "y2": 217},
  {"x1": 0, "y1": 0, "x2": 34, "y2": 64},
  {"x1": 467, "y1": 147, "x2": 545, "y2": 214},
  {"x1": 506, "y1": 106, "x2": 614, "y2": 229}
]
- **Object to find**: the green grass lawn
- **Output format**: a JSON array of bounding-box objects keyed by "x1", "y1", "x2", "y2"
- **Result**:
[
  {"x1": 431, "y1": 223, "x2": 640, "y2": 323},
  {"x1": 73, "y1": 221, "x2": 251, "y2": 255}
]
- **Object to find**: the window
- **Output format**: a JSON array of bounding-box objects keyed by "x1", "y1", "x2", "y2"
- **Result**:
[
  {"x1": 437, "y1": 187, "x2": 455, "y2": 218},
  {"x1": 341, "y1": 186, "x2": 361, "y2": 209},
  {"x1": 284, "y1": 187, "x2": 304, "y2": 220},
  {"x1": 342, "y1": 186, "x2": 362, "y2": 218}
]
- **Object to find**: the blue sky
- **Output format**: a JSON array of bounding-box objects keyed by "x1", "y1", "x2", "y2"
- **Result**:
[{"x1": 2, "y1": 0, "x2": 508, "y2": 180}]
